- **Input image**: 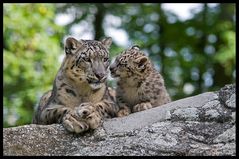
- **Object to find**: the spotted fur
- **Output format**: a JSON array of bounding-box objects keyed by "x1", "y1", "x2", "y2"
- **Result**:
[
  {"x1": 110, "y1": 45, "x2": 171, "y2": 117},
  {"x1": 32, "y1": 37, "x2": 118, "y2": 133}
]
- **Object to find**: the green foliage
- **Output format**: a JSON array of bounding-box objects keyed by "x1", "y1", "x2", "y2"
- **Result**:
[
  {"x1": 3, "y1": 4, "x2": 64, "y2": 127},
  {"x1": 214, "y1": 31, "x2": 235, "y2": 76}
]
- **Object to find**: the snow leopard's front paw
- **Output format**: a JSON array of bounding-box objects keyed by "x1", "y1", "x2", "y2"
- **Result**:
[
  {"x1": 76, "y1": 102, "x2": 102, "y2": 129},
  {"x1": 62, "y1": 110, "x2": 89, "y2": 134}
]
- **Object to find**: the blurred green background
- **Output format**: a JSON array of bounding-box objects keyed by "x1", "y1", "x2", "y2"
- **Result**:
[{"x1": 3, "y1": 3, "x2": 235, "y2": 127}]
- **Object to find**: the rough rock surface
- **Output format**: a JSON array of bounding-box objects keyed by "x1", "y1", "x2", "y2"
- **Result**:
[{"x1": 3, "y1": 84, "x2": 236, "y2": 156}]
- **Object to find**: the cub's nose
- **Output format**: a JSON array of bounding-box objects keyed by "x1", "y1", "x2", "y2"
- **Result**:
[{"x1": 109, "y1": 65, "x2": 114, "y2": 72}]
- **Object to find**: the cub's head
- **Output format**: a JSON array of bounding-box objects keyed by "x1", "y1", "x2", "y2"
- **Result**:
[
  {"x1": 63, "y1": 37, "x2": 112, "y2": 90},
  {"x1": 110, "y1": 45, "x2": 151, "y2": 79}
]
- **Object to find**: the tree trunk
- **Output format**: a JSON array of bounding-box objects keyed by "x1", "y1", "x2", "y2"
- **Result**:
[{"x1": 94, "y1": 4, "x2": 105, "y2": 40}]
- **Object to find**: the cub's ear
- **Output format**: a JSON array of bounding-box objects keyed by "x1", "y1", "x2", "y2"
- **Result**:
[
  {"x1": 131, "y1": 45, "x2": 140, "y2": 50},
  {"x1": 101, "y1": 37, "x2": 112, "y2": 49},
  {"x1": 135, "y1": 56, "x2": 148, "y2": 70},
  {"x1": 65, "y1": 37, "x2": 81, "y2": 54}
]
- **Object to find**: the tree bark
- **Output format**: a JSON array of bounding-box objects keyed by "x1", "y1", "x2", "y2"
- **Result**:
[{"x1": 94, "y1": 4, "x2": 105, "y2": 40}]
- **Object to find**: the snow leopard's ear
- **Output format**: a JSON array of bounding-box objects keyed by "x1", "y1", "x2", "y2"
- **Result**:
[
  {"x1": 65, "y1": 37, "x2": 83, "y2": 54},
  {"x1": 134, "y1": 56, "x2": 148, "y2": 70},
  {"x1": 101, "y1": 37, "x2": 112, "y2": 49}
]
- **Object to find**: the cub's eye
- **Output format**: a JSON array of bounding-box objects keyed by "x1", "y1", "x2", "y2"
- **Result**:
[
  {"x1": 119, "y1": 62, "x2": 126, "y2": 67},
  {"x1": 103, "y1": 57, "x2": 109, "y2": 62}
]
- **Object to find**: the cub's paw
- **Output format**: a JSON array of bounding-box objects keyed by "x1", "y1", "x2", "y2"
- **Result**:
[
  {"x1": 132, "y1": 102, "x2": 152, "y2": 113},
  {"x1": 76, "y1": 102, "x2": 102, "y2": 129},
  {"x1": 62, "y1": 111, "x2": 89, "y2": 134},
  {"x1": 117, "y1": 106, "x2": 131, "y2": 117}
]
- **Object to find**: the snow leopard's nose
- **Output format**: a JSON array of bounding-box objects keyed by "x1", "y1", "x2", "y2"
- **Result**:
[
  {"x1": 94, "y1": 67, "x2": 106, "y2": 81},
  {"x1": 92, "y1": 60, "x2": 106, "y2": 81},
  {"x1": 95, "y1": 72, "x2": 106, "y2": 81}
]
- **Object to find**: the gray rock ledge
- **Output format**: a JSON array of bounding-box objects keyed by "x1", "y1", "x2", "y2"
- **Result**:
[{"x1": 3, "y1": 84, "x2": 236, "y2": 156}]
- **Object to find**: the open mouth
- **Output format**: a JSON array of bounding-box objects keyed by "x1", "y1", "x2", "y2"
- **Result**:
[
  {"x1": 87, "y1": 79, "x2": 103, "y2": 90},
  {"x1": 89, "y1": 83, "x2": 103, "y2": 90},
  {"x1": 87, "y1": 79, "x2": 100, "y2": 84}
]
